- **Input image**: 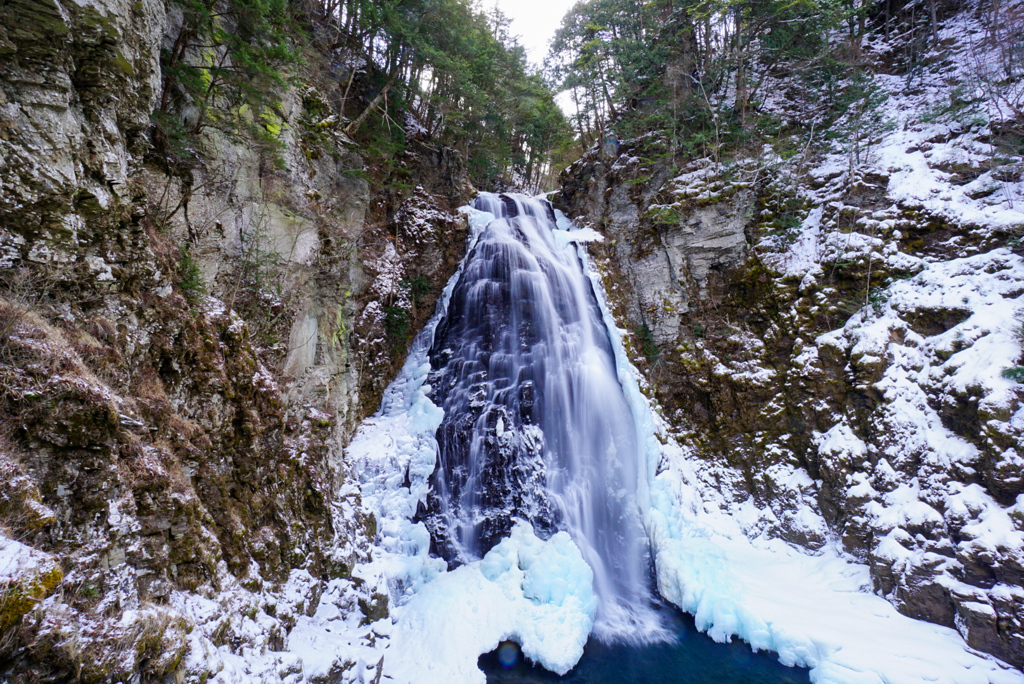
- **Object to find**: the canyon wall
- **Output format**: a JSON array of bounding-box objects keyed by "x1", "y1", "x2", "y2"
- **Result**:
[
  {"x1": 0, "y1": 0, "x2": 468, "y2": 678},
  {"x1": 556, "y1": 23, "x2": 1024, "y2": 663}
]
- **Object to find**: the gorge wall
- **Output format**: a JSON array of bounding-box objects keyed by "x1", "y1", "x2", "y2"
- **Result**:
[
  {"x1": 555, "y1": 7, "x2": 1024, "y2": 665},
  {"x1": 0, "y1": 0, "x2": 469, "y2": 679}
]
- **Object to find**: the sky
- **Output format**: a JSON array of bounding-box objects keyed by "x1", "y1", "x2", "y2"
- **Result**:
[{"x1": 490, "y1": 0, "x2": 578, "y2": 69}]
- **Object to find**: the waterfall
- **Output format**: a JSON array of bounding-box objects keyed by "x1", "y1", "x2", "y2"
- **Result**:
[{"x1": 416, "y1": 192, "x2": 665, "y2": 642}]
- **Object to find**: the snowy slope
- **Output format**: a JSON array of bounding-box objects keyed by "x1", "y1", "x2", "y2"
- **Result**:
[{"x1": 552, "y1": 0, "x2": 1024, "y2": 673}]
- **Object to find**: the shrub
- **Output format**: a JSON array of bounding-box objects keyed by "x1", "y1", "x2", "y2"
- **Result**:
[
  {"x1": 637, "y1": 323, "x2": 659, "y2": 361},
  {"x1": 177, "y1": 247, "x2": 206, "y2": 303},
  {"x1": 1002, "y1": 366, "x2": 1024, "y2": 382},
  {"x1": 384, "y1": 306, "x2": 410, "y2": 351}
]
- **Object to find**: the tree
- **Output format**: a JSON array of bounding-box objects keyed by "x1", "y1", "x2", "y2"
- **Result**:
[
  {"x1": 547, "y1": 0, "x2": 869, "y2": 163},
  {"x1": 154, "y1": 0, "x2": 301, "y2": 171},
  {"x1": 310, "y1": 0, "x2": 571, "y2": 188},
  {"x1": 547, "y1": 0, "x2": 672, "y2": 145}
]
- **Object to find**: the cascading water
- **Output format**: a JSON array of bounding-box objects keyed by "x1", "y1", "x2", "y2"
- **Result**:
[{"x1": 416, "y1": 191, "x2": 665, "y2": 642}]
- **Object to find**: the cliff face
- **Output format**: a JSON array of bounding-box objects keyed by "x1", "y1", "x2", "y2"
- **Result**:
[
  {"x1": 557, "y1": 6, "x2": 1024, "y2": 667},
  {"x1": 0, "y1": 0, "x2": 469, "y2": 679}
]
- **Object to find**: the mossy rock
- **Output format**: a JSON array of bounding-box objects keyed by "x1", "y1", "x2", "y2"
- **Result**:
[
  {"x1": 0, "y1": 564, "x2": 63, "y2": 631},
  {"x1": 358, "y1": 592, "x2": 389, "y2": 625},
  {"x1": 902, "y1": 305, "x2": 971, "y2": 337},
  {"x1": 0, "y1": 473, "x2": 56, "y2": 534},
  {"x1": 361, "y1": 511, "x2": 377, "y2": 539}
]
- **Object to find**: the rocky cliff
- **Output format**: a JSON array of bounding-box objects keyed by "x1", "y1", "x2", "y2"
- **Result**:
[
  {"x1": 0, "y1": 0, "x2": 469, "y2": 679},
  {"x1": 557, "y1": 4, "x2": 1024, "y2": 667}
]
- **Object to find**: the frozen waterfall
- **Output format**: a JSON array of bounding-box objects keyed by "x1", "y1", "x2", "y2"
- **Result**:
[{"x1": 415, "y1": 192, "x2": 664, "y2": 642}]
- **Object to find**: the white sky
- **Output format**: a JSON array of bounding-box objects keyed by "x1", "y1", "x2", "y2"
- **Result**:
[{"x1": 490, "y1": 0, "x2": 578, "y2": 69}]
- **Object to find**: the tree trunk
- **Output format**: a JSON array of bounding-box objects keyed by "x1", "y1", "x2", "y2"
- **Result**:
[
  {"x1": 733, "y1": 10, "x2": 747, "y2": 123},
  {"x1": 929, "y1": 0, "x2": 939, "y2": 45},
  {"x1": 601, "y1": 76, "x2": 619, "y2": 121},
  {"x1": 346, "y1": 64, "x2": 403, "y2": 135},
  {"x1": 734, "y1": 49, "x2": 746, "y2": 122}
]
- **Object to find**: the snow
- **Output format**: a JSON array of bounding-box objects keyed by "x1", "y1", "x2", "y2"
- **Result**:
[
  {"x1": 608, "y1": 7, "x2": 1023, "y2": 669},
  {"x1": 870, "y1": 66, "x2": 1024, "y2": 231},
  {"x1": 0, "y1": 535, "x2": 56, "y2": 582},
  {"x1": 769, "y1": 205, "x2": 825, "y2": 278},
  {"x1": 344, "y1": 204, "x2": 600, "y2": 682},
  {"x1": 335, "y1": 196, "x2": 1024, "y2": 684},
  {"x1": 643, "y1": 416, "x2": 1022, "y2": 684},
  {"x1": 704, "y1": 16, "x2": 1024, "y2": 663},
  {"x1": 167, "y1": 563, "x2": 389, "y2": 684},
  {"x1": 393, "y1": 187, "x2": 461, "y2": 244},
  {"x1": 650, "y1": 520, "x2": 1022, "y2": 684},
  {"x1": 169, "y1": 8, "x2": 1023, "y2": 674},
  {"x1": 367, "y1": 242, "x2": 409, "y2": 308},
  {"x1": 552, "y1": 225, "x2": 603, "y2": 249},
  {"x1": 815, "y1": 424, "x2": 868, "y2": 462}
]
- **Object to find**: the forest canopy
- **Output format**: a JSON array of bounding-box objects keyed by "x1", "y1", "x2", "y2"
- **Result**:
[
  {"x1": 543, "y1": 0, "x2": 1020, "y2": 165},
  {"x1": 152, "y1": 0, "x2": 1021, "y2": 191},
  {"x1": 154, "y1": 0, "x2": 574, "y2": 190},
  {"x1": 307, "y1": 0, "x2": 574, "y2": 188}
]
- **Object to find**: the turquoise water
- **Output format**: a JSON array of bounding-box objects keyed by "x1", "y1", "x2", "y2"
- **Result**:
[{"x1": 480, "y1": 603, "x2": 811, "y2": 684}]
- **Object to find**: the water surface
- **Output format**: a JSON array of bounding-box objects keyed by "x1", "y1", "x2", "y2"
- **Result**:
[{"x1": 481, "y1": 602, "x2": 811, "y2": 684}]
